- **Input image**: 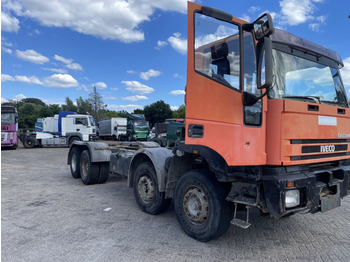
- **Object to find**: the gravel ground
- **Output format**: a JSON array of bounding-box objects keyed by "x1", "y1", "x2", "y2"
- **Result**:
[{"x1": 2, "y1": 144, "x2": 350, "y2": 261}]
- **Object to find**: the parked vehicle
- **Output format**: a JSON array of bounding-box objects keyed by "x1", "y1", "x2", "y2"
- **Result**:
[
  {"x1": 150, "y1": 122, "x2": 185, "y2": 148},
  {"x1": 67, "y1": 3, "x2": 350, "y2": 242},
  {"x1": 21, "y1": 111, "x2": 96, "y2": 148},
  {"x1": 98, "y1": 118, "x2": 127, "y2": 140},
  {"x1": 1, "y1": 105, "x2": 18, "y2": 149},
  {"x1": 127, "y1": 114, "x2": 150, "y2": 141}
]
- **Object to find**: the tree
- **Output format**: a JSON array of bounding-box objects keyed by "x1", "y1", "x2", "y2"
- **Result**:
[
  {"x1": 104, "y1": 110, "x2": 120, "y2": 118},
  {"x1": 76, "y1": 96, "x2": 92, "y2": 115},
  {"x1": 88, "y1": 86, "x2": 105, "y2": 121},
  {"x1": 116, "y1": 110, "x2": 129, "y2": 118},
  {"x1": 143, "y1": 100, "x2": 173, "y2": 127},
  {"x1": 22, "y1": 98, "x2": 46, "y2": 107},
  {"x1": 133, "y1": 109, "x2": 144, "y2": 114},
  {"x1": 61, "y1": 97, "x2": 77, "y2": 112},
  {"x1": 173, "y1": 105, "x2": 186, "y2": 119}
]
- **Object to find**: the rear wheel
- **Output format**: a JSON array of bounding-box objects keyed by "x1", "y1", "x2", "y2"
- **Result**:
[
  {"x1": 133, "y1": 162, "x2": 170, "y2": 214},
  {"x1": 23, "y1": 136, "x2": 35, "y2": 148},
  {"x1": 80, "y1": 150, "x2": 99, "y2": 185},
  {"x1": 97, "y1": 162, "x2": 110, "y2": 184},
  {"x1": 69, "y1": 148, "x2": 81, "y2": 178},
  {"x1": 174, "y1": 170, "x2": 232, "y2": 242}
]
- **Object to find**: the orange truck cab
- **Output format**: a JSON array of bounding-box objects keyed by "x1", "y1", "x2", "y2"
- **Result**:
[{"x1": 171, "y1": 2, "x2": 350, "y2": 240}]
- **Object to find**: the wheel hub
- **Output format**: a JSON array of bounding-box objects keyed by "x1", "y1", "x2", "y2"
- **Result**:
[
  {"x1": 71, "y1": 154, "x2": 77, "y2": 172},
  {"x1": 183, "y1": 186, "x2": 209, "y2": 225},
  {"x1": 137, "y1": 175, "x2": 155, "y2": 204}
]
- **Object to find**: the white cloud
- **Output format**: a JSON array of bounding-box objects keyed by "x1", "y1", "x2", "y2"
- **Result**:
[
  {"x1": 173, "y1": 73, "x2": 182, "y2": 79},
  {"x1": 14, "y1": 94, "x2": 26, "y2": 100},
  {"x1": 111, "y1": 87, "x2": 119, "y2": 91},
  {"x1": 43, "y1": 74, "x2": 78, "y2": 88},
  {"x1": 155, "y1": 40, "x2": 168, "y2": 50},
  {"x1": 140, "y1": 69, "x2": 161, "y2": 80},
  {"x1": 280, "y1": 0, "x2": 317, "y2": 26},
  {"x1": 168, "y1": 32, "x2": 187, "y2": 55},
  {"x1": 1, "y1": 74, "x2": 15, "y2": 82},
  {"x1": 248, "y1": 6, "x2": 260, "y2": 13},
  {"x1": 2, "y1": 0, "x2": 193, "y2": 43},
  {"x1": 122, "y1": 80, "x2": 154, "y2": 94},
  {"x1": 170, "y1": 105, "x2": 179, "y2": 111},
  {"x1": 1, "y1": 74, "x2": 42, "y2": 85},
  {"x1": 122, "y1": 95, "x2": 148, "y2": 102},
  {"x1": 127, "y1": 70, "x2": 137, "y2": 74},
  {"x1": 42, "y1": 67, "x2": 68, "y2": 74},
  {"x1": 170, "y1": 90, "x2": 185, "y2": 95},
  {"x1": 240, "y1": 15, "x2": 251, "y2": 22},
  {"x1": 54, "y1": 55, "x2": 73, "y2": 64},
  {"x1": 66, "y1": 63, "x2": 83, "y2": 71},
  {"x1": 107, "y1": 104, "x2": 143, "y2": 112},
  {"x1": 341, "y1": 57, "x2": 350, "y2": 89},
  {"x1": 77, "y1": 84, "x2": 90, "y2": 92},
  {"x1": 1, "y1": 97, "x2": 9, "y2": 103},
  {"x1": 93, "y1": 82, "x2": 107, "y2": 90},
  {"x1": 2, "y1": 46, "x2": 12, "y2": 54},
  {"x1": 309, "y1": 15, "x2": 327, "y2": 32},
  {"x1": 54, "y1": 55, "x2": 83, "y2": 71},
  {"x1": 16, "y1": 49, "x2": 49, "y2": 64},
  {"x1": 104, "y1": 96, "x2": 119, "y2": 100},
  {"x1": 1, "y1": 11, "x2": 20, "y2": 32}
]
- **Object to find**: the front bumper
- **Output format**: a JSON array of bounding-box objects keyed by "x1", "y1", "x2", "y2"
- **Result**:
[{"x1": 262, "y1": 162, "x2": 350, "y2": 218}]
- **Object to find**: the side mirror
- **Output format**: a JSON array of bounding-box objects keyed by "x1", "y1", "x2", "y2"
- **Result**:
[
  {"x1": 258, "y1": 37, "x2": 273, "y2": 90},
  {"x1": 252, "y1": 13, "x2": 274, "y2": 41}
]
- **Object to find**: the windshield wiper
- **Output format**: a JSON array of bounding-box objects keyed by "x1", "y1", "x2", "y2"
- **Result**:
[{"x1": 282, "y1": 95, "x2": 321, "y2": 103}]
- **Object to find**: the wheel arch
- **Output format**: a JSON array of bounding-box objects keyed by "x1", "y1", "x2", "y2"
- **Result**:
[{"x1": 128, "y1": 147, "x2": 174, "y2": 192}]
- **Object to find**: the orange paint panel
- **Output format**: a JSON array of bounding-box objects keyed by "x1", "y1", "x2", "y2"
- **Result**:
[{"x1": 185, "y1": 118, "x2": 267, "y2": 166}]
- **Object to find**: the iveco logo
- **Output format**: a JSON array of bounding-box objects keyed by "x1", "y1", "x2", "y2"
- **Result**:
[{"x1": 320, "y1": 145, "x2": 335, "y2": 152}]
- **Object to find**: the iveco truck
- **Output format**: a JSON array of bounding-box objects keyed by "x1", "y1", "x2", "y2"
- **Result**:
[{"x1": 67, "y1": 2, "x2": 350, "y2": 242}]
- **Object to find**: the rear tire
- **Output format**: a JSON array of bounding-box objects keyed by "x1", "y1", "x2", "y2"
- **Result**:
[
  {"x1": 97, "y1": 162, "x2": 110, "y2": 184},
  {"x1": 69, "y1": 147, "x2": 81, "y2": 178},
  {"x1": 80, "y1": 150, "x2": 99, "y2": 185},
  {"x1": 174, "y1": 170, "x2": 232, "y2": 242},
  {"x1": 133, "y1": 162, "x2": 170, "y2": 214}
]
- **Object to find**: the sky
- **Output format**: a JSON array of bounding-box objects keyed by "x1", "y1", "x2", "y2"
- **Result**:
[{"x1": 1, "y1": 0, "x2": 350, "y2": 112}]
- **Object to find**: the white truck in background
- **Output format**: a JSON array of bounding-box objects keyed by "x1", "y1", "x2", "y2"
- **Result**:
[
  {"x1": 20, "y1": 111, "x2": 97, "y2": 148},
  {"x1": 98, "y1": 118, "x2": 127, "y2": 141}
]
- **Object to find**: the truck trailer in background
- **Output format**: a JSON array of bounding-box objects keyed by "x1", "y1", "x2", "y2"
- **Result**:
[
  {"x1": 1, "y1": 105, "x2": 18, "y2": 150},
  {"x1": 98, "y1": 118, "x2": 127, "y2": 140},
  {"x1": 21, "y1": 111, "x2": 96, "y2": 148}
]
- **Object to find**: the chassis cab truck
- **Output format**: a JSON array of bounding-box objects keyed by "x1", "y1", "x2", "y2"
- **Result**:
[{"x1": 68, "y1": 2, "x2": 350, "y2": 242}]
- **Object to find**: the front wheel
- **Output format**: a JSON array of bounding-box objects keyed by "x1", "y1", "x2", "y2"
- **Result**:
[
  {"x1": 80, "y1": 150, "x2": 99, "y2": 185},
  {"x1": 133, "y1": 162, "x2": 170, "y2": 214},
  {"x1": 174, "y1": 170, "x2": 232, "y2": 242}
]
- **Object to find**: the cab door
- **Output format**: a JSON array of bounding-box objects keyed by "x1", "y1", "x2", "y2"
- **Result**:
[{"x1": 185, "y1": 2, "x2": 267, "y2": 166}]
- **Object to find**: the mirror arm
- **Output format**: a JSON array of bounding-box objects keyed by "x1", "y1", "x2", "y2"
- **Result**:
[{"x1": 243, "y1": 88, "x2": 270, "y2": 106}]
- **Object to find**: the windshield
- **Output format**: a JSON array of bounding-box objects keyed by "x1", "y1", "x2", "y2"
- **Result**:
[
  {"x1": 135, "y1": 121, "x2": 149, "y2": 128},
  {"x1": 269, "y1": 49, "x2": 348, "y2": 107},
  {"x1": 1, "y1": 112, "x2": 16, "y2": 124},
  {"x1": 89, "y1": 116, "x2": 96, "y2": 126}
]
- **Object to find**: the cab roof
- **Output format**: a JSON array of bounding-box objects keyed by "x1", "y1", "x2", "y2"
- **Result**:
[{"x1": 271, "y1": 29, "x2": 343, "y2": 68}]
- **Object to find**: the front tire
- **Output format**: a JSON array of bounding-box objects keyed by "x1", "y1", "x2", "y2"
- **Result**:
[
  {"x1": 133, "y1": 162, "x2": 170, "y2": 214},
  {"x1": 80, "y1": 150, "x2": 99, "y2": 185},
  {"x1": 174, "y1": 170, "x2": 232, "y2": 242}
]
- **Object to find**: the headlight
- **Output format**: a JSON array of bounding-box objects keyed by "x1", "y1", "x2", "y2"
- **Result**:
[
  {"x1": 285, "y1": 189, "x2": 300, "y2": 208},
  {"x1": 9, "y1": 132, "x2": 14, "y2": 140}
]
